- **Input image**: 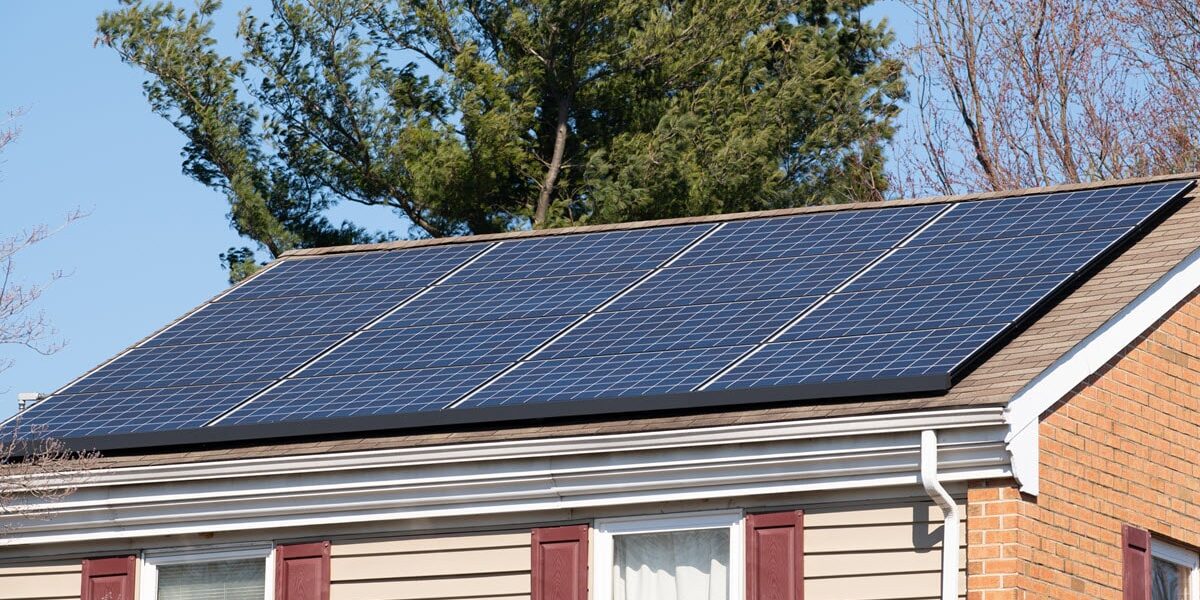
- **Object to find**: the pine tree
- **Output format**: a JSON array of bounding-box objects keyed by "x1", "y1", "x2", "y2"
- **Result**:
[{"x1": 97, "y1": 0, "x2": 904, "y2": 280}]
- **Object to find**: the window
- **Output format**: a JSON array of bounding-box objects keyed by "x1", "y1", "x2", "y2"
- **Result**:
[
  {"x1": 140, "y1": 546, "x2": 274, "y2": 600},
  {"x1": 1153, "y1": 539, "x2": 1199, "y2": 600},
  {"x1": 593, "y1": 511, "x2": 743, "y2": 600}
]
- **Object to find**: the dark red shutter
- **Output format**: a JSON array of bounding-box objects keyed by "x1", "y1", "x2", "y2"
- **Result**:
[
  {"x1": 276, "y1": 542, "x2": 331, "y2": 600},
  {"x1": 81, "y1": 556, "x2": 136, "y2": 600},
  {"x1": 531, "y1": 524, "x2": 588, "y2": 600},
  {"x1": 1123, "y1": 525, "x2": 1151, "y2": 600},
  {"x1": 746, "y1": 510, "x2": 804, "y2": 600}
]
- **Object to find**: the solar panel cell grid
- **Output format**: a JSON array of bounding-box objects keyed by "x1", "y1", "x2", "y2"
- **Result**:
[
  {"x1": 448, "y1": 225, "x2": 713, "y2": 284},
  {"x1": 6, "y1": 382, "x2": 271, "y2": 438},
  {"x1": 707, "y1": 325, "x2": 1006, "y2": 390},
  {"x1": 535, "y1": 297, "x2": 817, "y2": 361},
  {"x1": 145, "y1": 287, "x2": 421, "y2": 347},
  {"x1": 778, "y1": 275, "x2": 1063, "y2": 342},
  {"x1": 671, "y1": 204, "x2": 943, "y2": 267},
  {"x1": 222, "y1": 243, "x2": 488, "y2": 301},
  {"x1": 62, "y1": 334, "x2": 344, "y2": 395},
  {"x1": 459, "y1": 345, "x2": 752, "y2": 408},
  {"x1": 220, "y1": 363, "x2": 510, "y2": 424},
  {"x1": 378, "y1": 271, "x2": 643, "y2": 328},
  {"x1": 910, "y1": 181, "x2": 1192, "y2": 247},
  {"x1": 302, "y1": 316, "x2": 578, "y2": 376},
  {"x1": 605, "y1": 251, "x2": 878, "y2": 311},
  {"x1": 845, "y1": 229, "x2": 1126, "y2": 292}
]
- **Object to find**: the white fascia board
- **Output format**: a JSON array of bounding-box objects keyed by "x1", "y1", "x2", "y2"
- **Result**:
[
  {"x1": 1005, "y1": 245, "x2": 1200, "y2": 495},
  {"x1": 15, "y1": 406, "x2": 1005, "y2": 491},
  {"x1": 0, "y1": 408, "x2": 1007, "y2": 547}
]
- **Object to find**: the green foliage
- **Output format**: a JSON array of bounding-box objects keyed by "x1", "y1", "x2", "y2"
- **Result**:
[{"x1": 98, "y1": 0, "x2": 904, "y2": 281}]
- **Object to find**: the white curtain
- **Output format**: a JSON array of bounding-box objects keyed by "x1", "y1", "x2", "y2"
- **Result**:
[
  {"x1": 157, "y1": 559, "x2": 265, "y2": 600},
  {"x1": 613, "y1": 529, "x2": 729, "y2": 600}
]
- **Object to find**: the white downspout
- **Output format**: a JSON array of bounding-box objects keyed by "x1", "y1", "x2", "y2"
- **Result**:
[{"x1": 920, "y1": 429, "x2": 960, "y2": 600}]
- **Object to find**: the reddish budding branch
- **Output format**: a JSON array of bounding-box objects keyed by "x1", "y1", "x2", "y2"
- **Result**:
[
  {"x1": 0, "y1": 110, "x2": 96, "y2": 520},
  {"x1": 897, "y1": 0, "x2": 1200, "y2": 197}
]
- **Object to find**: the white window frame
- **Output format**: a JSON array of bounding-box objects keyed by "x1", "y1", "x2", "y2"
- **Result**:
[
  {"x1": 139, "y1": 544, "x2": 275, "y2": 600},
  {"x1": 593, "y1": 510, "x2": 744, "y2": 600},
  {"x1": 1153, "y1": 538, "x2": 1200, "y2": 600}
]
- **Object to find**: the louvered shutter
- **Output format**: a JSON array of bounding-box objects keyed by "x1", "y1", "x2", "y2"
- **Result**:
[
  {"x1": 746, "y1": 510, "x2": 804, "y2": 600},
  {"x1": 276, "y1": 542, "x2": 330, "y2": 600},
  {"x1": 532, "y1": 524, "x2": 588, "y2": 600},
  {"x1": 81, "y1": 556, "x2": 136, "y2": 600},
  {"x1": 1123, "y1": 525, "x2": 1151, "y2": 600}
]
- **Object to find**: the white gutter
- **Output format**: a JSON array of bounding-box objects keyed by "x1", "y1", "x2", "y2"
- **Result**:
[
  {"x1": 0, "y1": 410, "x2": 1009, "y2": 548},
  {"x1": 921, "y1": 429, "x2": 960, "y2": 600}
]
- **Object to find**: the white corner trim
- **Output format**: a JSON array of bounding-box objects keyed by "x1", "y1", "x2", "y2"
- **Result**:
[
  {"x1": 0, "y1": 407, "x2": 1008, "y2": 547},
  {"x1": 1005, "y1": 244, "x2": 1200, "y2": 495},
  {"x1": 1006, "y1": 423, "x2": 1039, "y2": 496}
]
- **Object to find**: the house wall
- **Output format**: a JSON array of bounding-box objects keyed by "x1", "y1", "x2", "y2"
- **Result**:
[
  {"x1": 326, "y1": 495, "x2": 964, "y2": 600},
  {"x1": 330, "y1": 531, "x2": 532, "y2": 600},
  {"x1": 0, "y1": 493, "x2": 964, "y2": 600},
  {"x1": 0, "y1": 561, "x2": 81, "y2": 600},
  {"x1": 966, "y1": 291, "x2": 1200, "y2": 599}
]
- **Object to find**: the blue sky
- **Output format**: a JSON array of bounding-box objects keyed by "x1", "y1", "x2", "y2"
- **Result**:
[{"x1": 0, "y1": 1, "x2": 914, "y2": 416}]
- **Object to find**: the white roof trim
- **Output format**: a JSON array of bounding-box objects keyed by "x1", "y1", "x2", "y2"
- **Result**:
[
  {"x1": 1006, "y1": 244, "x2": 1200, "y2": 495},
  {"x1": 0, "y1": 407, "x2": 1006, "y2": 547}
]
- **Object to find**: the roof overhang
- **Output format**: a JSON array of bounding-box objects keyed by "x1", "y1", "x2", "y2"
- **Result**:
[{"x1": 0, "y1": 406, "x2": 1007, "y2": 549}]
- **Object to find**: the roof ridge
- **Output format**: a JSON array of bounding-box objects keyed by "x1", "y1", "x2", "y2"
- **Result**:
[{"x1": 279, "y1": 171, "x2": 1199, "y2": 258}]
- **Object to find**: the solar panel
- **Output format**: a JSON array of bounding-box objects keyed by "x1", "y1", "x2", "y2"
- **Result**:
[
  {"x1": 220, "y1": 364, "x2": 510, "y2": 424},
  {"x1": 535, "y1": 297, "x2": 817, "y2": 361},
  {"x1": 447, "y1": 225, "x2": 713, "y2": 284},
  {"x1": 301, "y1": 316, "x2": 578, "y2": 376},
  {"x1": 779, "y1": 275, "x2": 1063, "y2": 341},
  {"x1": 4, "y1": 242, "x2": 496, "y2": 439},
  {"x1": 845, "y1": 229, "x2": 1125, "y2": 292},
  {"x1": 6, "y1": 179, "x2": 1191, "y2": 446},
  {"x1": 606, "y1": 252, "x2": 877, "y2": 311},
  {"x1": 145, "y1": 288, "x2": 421, "y2": 347},
  {"x1": 378, "y1": 272, "x2": 643, "y2": 328},
  {"x1": 209, "y1": 229, "x2": 718, "y2": 424},
  {"x1": 223, "y1": 243, "x2": 487, "y2": 301},
  {"x1": 63, "y1": 334, "x2": 345, "y2": 394},
  {"x1": 909, "y1": 181, "x2": 1191, "y2": 247},
  {"x1": 703, "y1": 182, "x2": 1190, "y2": 390},
  {"x1": 671, "y1": 204, "x2": 943, "y2": 267},
  {"x1": 6, "y1": 382, "x2": 270, "y2": 438},
  {"x1": 459, "y1": 346, "x2": 751, "y2": 408},
  {"x1": 707, "y1": 325, "x2": 1006, "y2": 390}
]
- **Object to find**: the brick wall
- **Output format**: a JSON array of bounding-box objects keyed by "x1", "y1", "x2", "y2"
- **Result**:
[{"x1": 966, "y1": 292, "x2": 1200, "y2": 599}]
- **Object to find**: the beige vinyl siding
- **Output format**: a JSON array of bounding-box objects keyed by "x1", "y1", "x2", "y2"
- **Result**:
[
  {"x1": 0, "y1": 561, "x2": 80, "y2": 600},
  {"x1": 327, "y1": 496, "x2": 961, "y2": 600},
  {"x1": 804, "y1": 499, "x2": 967, "y2": 600},
  {"x1": 331, "y1": 531, "x2": 530, "y2": 600}
]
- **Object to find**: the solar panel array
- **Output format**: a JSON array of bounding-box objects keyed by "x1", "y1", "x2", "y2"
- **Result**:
[{"x1": 5, "y1": 180, "x2": 1191, "y2": 443}]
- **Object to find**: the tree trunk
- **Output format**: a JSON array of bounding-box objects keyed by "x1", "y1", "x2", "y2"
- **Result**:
[{"x1": 534, "y1": 94, "x2": 571, "y2": 228}]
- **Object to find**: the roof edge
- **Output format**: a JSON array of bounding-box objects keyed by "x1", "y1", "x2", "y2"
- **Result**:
[
  {"x1": 49, "y1": 373, "x2": 950, "y2": 455},
  {"x1": 282, "y1": 172, "x2": 1200, "y2": 258}
]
